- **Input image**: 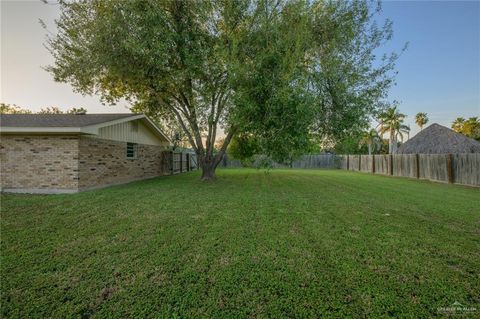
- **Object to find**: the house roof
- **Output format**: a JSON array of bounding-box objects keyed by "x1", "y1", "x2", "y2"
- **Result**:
[
  {"x1": 0, "y1": 113, "x2": 137, "y2": 127},
  {"x1": 397, "y1": 123, "x2": 480, "y2": 154},
  {"x1": 0, "y1": 113, "x2": 170, "y2": 143}
]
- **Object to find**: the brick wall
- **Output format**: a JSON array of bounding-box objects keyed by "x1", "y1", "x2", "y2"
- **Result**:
[
  {"x1": 0, "y1": 135, "x2": 80, "y2": 192},
  {"x1": 77, "y1": 136, "x2": 165, "y2": 191},
  {"x1": 0, "y1": 135, "x2": 167, "y2": 193}
]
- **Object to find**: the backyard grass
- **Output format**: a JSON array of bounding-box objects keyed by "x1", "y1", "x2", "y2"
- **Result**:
[{"x1": 1, "y1": 169, "x2": 479, "y2": 318}]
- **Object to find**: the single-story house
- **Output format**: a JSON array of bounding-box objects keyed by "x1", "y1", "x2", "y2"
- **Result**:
[
  {"x1": 0, "y1": 113, "x2": 171, "y2": 193},
  {"x1": 397, "y1": 123, "x2": 480, "y2": 154}
]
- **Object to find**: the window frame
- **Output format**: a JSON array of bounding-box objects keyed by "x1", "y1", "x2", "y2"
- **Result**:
[{"x1": 126, "y1": 142, "x2": 137, "y2": 159}]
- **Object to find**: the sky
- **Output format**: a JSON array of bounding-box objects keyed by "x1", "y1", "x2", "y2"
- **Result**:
[
  {"x1": 378, "y1": 0, "x2": 480, "y2": 136},
  {"x1": 1, "y1": 0, "x2": 479, "y2": 138}
]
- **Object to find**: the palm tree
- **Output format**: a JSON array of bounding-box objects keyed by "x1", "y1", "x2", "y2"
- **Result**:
[
  {"x1": 377, "y1": 106, "x2": 410, "y2": 154},
  {"x1": 395, "y1": 124, "x2": 410, "y2": 147},
  {"x1": 359, "y1": 129, "x2": 382, "y2": 155},
  {"x1": 451, "y1": 117, "x2": 465, "y2": 133},
  {"x1": 415, "y1": 112, "x2": 428, "y2": 130},
  {"x1": 462, "y1": 117, "x2": 480, "y2": 140}
]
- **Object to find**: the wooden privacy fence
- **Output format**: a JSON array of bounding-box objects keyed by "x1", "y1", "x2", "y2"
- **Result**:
[
  {"x1": 160, "y1": 150, "x2": 198, "y2": 175},
  {"x1": 220, "y1": 154, "x2": 339, "y2": 169},
  {"x1": 291, "y1": 154, "x2": 338, "y2": 169},
  {"x1": 220, "y1": 153, "x2": 480, "y2": 186},
  {"x1": 339, "y1": 153, "x2": 480, "y2": 186}
]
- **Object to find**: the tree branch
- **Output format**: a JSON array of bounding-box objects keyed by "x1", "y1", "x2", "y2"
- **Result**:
[
  {"x1": 213, "y1": 127, "x2": 236, "y2": 168},
  {"x1": 165, "y1": 102, "x2": 198, "y2": 153}
]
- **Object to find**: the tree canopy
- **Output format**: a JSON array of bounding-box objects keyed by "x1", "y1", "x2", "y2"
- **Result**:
[
  {"x1": 359, "y1": 129, "x2": 382, "y2": 155},
  {"x1": 228, "y1": 134, "x2": 260, "y2": 166},
  {"x1": 46, "y1": 0, "x2": 401, "y2": 180},
  {"x1": 415, "y1": 112, "x2": 428, "y2": 130},
  {"x1": 377, "y1": 106, "x2": 409, "y2": 154},
  {"x1": 452, "y1": 117, "x2": 480, "y2": 141}
]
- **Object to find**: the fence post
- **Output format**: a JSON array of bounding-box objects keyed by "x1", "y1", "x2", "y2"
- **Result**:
[
  {"x1": 186, "y1": 153, "x2": 190, "y2": 171},
  {"x1": 180, "y1": 152, "x2": 183, "y2": 173},
  {"x1": 389, "y1": 154, "x2": 393, "y2": 175},
  {"x1": 170, "y1": 151, "x2": 174, "y2": 175},
  {"x1": 359, "y1": 155, "x2": 361, "y2": 171},
  {"x1": 372, "y1": 155, "x2": 375, "y2": 174},
  {"x1": 347, "y1": 155, "x2": 349, "y2": 170},
  {"x1": 416, "y1": 154, "x2": 420, "y2": 179},
  {"x1": 447, "y1": 153, "x2": 454, "y2": 183}
]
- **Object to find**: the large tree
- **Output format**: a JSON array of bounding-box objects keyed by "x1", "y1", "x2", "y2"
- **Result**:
[{"x1": 46, "y1": 0, "x2": 400, "y2": 180}]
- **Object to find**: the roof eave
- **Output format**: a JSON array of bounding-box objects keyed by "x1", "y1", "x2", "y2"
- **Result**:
[
  {"x1": 0, "y1": 114, "x2": 172, "y2": 143},
  {"x1": 0, "y1": 127, "x2": 90, "y2": 134}
]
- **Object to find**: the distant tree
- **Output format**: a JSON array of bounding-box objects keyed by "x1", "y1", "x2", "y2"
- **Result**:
[
  {"x1": 452, "y1": 117, "x2": 465, "y2": 132},
  {"x1": 305, "y1": 141, "x2": 324, "y2": 155},
  {"x1": 415, "y1": 112, "x2": 428, "y2": 130},
  {"x1": 462, "y1": 117, "x2": 480, "y2": 141},
  {"x1": 38, "y1": 106, "x2": 63, "y2": 114},
  {"x1": 377, "y1": 106, "x2": 410, "y2": 154},
  {"x1": 0, "y1": 103, "x2": 32, "y2": 114},
  {"x1": 359, "y1": 129, "x2": 382, "y2": 155},
  {"x1": 1, "y1": 103, "x2": 87, "y2": 115},
  {"x1": 38, "y1": 106, "x2": 89, "y2": 114},
  {"x1": 66, "y1": 107, "x2": 87, "y2": 114},
  {"x1": 333, "y1": 132, "x2": 368, "y2": 155},
  {"x1": 452, "y1": 117, "x2": 480, "y2": 141},
  {"x1": 378, "y1": 138, "x2": 390, "y2": 154}
]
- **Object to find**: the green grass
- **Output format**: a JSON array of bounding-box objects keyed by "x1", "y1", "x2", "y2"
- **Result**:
[{"x1": 1, "y1": 169, "x2": 479, "y2": 318}]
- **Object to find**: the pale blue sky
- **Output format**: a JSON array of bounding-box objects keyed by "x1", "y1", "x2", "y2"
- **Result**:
[
  {"x1": 1, "y1": 0, "x2": 479, "y2": 137},
  {"x1": 378, "y1": 0, "x2": 480, "y2": 136}
]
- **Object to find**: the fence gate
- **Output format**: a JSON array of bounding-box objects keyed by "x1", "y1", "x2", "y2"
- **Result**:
[
  {"x1": 160, "y1": 150, "x2": 198, "y2": 175},
  {"x1": 190, "y1": 153, "x2": 198, "y2": 170}
]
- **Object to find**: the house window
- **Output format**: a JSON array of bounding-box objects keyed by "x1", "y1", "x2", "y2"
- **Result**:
[{"x1": 127, "y1": 142, "x2": 137, "y2": 158}]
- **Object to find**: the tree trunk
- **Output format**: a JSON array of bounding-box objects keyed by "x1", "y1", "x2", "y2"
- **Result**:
[
  {"x1": 198, "y1": 129, "x2": 235, "y2": 181},
  {"x1": 389, "y1": 129, "x2": 395, "y2": 154},
  {"x1": 388, "y1": 136, "x2": 394, "y2": 154},
  {"x1": 201, "y1": 164, "x2": 216, "y2": 181},
  {"x1": 199, "y1": 156, "x2": 217, "y2": 181},
  {"x1": 391, "y1": 137, "x2": 398, "y2": 154}
]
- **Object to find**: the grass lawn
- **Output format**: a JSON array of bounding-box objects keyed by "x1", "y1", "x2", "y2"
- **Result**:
[{"x1": 1, "y1": 169, "x2": 479, "y2": 318}]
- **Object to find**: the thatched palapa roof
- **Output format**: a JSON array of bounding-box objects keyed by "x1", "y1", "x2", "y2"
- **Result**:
[{"x1": 397, "y1": 123, "x2": 480, "y2": 154}]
